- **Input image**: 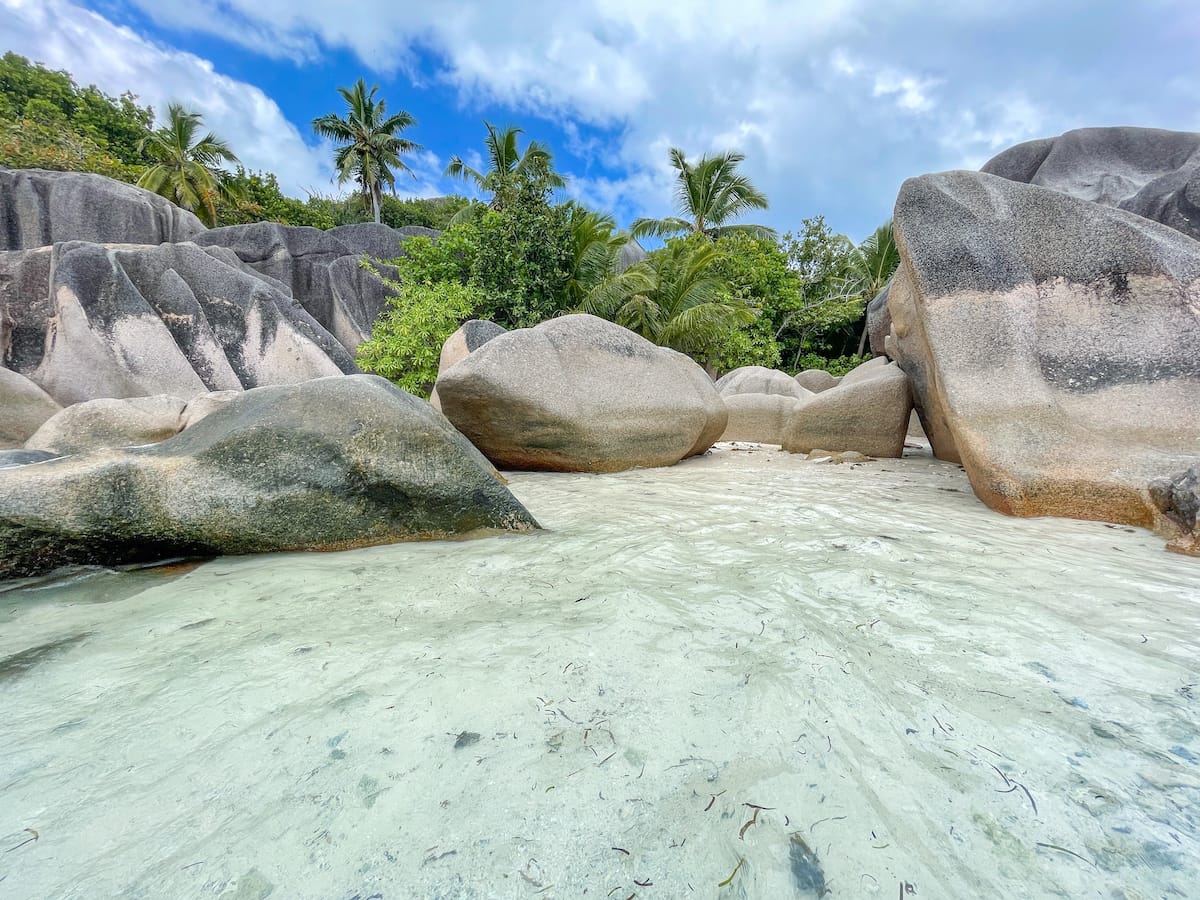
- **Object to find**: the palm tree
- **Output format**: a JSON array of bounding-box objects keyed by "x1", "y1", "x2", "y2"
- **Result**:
[
  {"x1": 563, "y1": 202, "x2": 630, "y2": 304},
  {"x1": 631, "y1": 148, "x2": 774, "y2": 241},
  {"x1": 445, "y1": 122, "x2": 565, "y2": 213},
  {"x1": 312, "y1": 78, "x2": 421, "y2": 224},
  {"x1": 136, "y1": 103, "x2": 243, "y2": 227},
  {"x1": 580, "y1": 238, "x2": 756, "y2": 366},
  {"x1": 847, "y1": 221, "x2": 901, "y2": 354}
]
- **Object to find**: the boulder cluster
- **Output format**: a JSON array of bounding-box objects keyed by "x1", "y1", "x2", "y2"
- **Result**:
[{"x1": 2, "y1": 123, "x2": 1199, "y2": 572}]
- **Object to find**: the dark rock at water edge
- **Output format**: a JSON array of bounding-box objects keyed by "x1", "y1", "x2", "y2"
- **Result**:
[{"x1": 0, "y1": 375, "x2": 539, "y2": 578}]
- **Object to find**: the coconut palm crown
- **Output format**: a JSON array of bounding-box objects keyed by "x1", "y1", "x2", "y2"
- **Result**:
[
  {"x1": 136, "y1": 103, "x2": 243, "y2": 227},
  {"x1": 312, "y1": 78, "x2": 421, "y2": 224},
  {"x1": 632, "y1": 147, "x2": 774, "y2": 241},
  {"x1": 445, "y1": 122, "x2": 566, "y2": 211}
]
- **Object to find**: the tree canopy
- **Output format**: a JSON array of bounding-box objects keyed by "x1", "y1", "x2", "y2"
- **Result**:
[{"x1": 136, "y1": 103, "x2": 243, "y2": 227}]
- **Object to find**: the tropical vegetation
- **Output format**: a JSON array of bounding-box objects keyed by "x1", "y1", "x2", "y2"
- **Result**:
[
  {"x1": 1, "y1": 52, "x2": 902, "y2": 384},
  {"x1": 311, "y1": 78, "x2": 421, "y2": 224}
]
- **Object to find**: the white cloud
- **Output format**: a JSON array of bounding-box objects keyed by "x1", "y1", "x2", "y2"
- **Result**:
[
  {"x1": 6, "y1": 0, "x2": 1199, "y2": 239},
  {"x1": 1, "y1": 0, "x2": 333, "y2": 198}
]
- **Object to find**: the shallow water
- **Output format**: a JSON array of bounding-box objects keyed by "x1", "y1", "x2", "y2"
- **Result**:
[{"x1": 1, "y1": 446, "x2": 1198, "y2": 899}]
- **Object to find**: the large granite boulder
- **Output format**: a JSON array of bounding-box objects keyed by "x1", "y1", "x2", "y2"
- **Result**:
[
  {"x1": 430, "y1": 320, "x2": 508, "y2": 410},
  {"x1": 1, "y1": 366, "x2": 60, "y2": 448},
  {"x1": 1150, "y1": 466, "x2": 1200, "y2": 557},
  {"x1": 434, "y1": 314, "x2": 727, "y2": 472},
  {"x1": 886, "y1": 170, "x2": 1200, "y2": 534},
  {"x1": 794, "y1": 369, "x2": 840, "y2": 393},
  {"x1": 24, "y1": 395, "x2": 186, "y2": 455},
  {"x1": 716, "y1": 366, "x2": 810, "y2": 399},
  {"x1": 866, "y1": 286, "x2": 892, "y2": 357},
  {"x1": 0, "y1": 375, "x2": 539, "y2": 578},
  {"x1": 720, "y1": 393, "x2": 811, "y2": 445},
  {"x1": 0, "y1": 168, "x2": 206, "y2": 250},
  {"x1": 981, "y1": 127, "x2": 1200, "y2": 242},
  {"x1": 781, "y1": 360, "x2": 912, "y2": 458},
  {"x1": 2, "y1": 240, "x2": 356, "y2": 407},
  {"x1": 194, "y1": 222, "x2": 428, "y2": 353}
]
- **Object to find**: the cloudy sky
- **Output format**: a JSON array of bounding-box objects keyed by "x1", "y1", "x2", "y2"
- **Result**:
[{"x1": 4, "y1": 0, "x2": 1198, "y2": 240}]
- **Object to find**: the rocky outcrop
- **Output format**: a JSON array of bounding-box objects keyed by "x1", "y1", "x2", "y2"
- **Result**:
[
  {"x1": 1150, "y1": 466, "x2": 1200, "y2": 557},
  {"x1": 0, "y1": 168, "x2": 206, "y2": 250},
  {"x1": 720, "y1": 393, "x2": 810, "y2": 445},
  {"x1": 434, "y1": 314, "x2": 727, "y2": 472},
  {"x1": 886, "y1": 170, "x2": 1200, "y2": 533},
  {"x1": 2, "y1": 240, "x2": 357, "y2": 407},
  {"x1": 866, "y1": 286, "x2": 892, "y2": 357},
  {"x1": 781, "y1": 359, "x2": 912, "y2": 458},
  {"x1": 194, "y1": 221, "x2": 431, "y2": 353},
  {"x1": 794, "y1": 369, "x2": 840, "y2": 393},
  {"x1": 981, "y1": 127, "x2": 1200, "y2": 241},
  {"x1": 24, "y1": 395, "x2": 186, "y2": 455},
  {"x1": 0, "y1": 366, "x2": 60, "y2": 448},
  {"x1": 716, "y1": 365, "x2": 810, "y2": 399},
  {"x1": 0, "y1": 375, "x2": 539, "y2": 578}
]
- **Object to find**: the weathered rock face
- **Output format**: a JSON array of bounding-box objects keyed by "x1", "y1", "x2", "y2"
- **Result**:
[
  {"x1": 720, "y1": 393, "x2": 811, "y2": 445},
  {"x1": 2, "y1": 240, "x2": 357, "y2": 407},
  {"x1": 179, "y1": 390, "x2": 241, "y2": 429},
  {"x1": 716, "y1": 366, "x2": 810, "y2": 399},
  {"x1": 781, "y1": 360, "x2": 912, "y2": 458},
  {"x1": 886, "y1": 170, "x2": 1200, "y2": 532},
  {"x1": 981, "y1": 127, "x2": 1200, "y2": 242},
  {"x1": 430, "y1": 320, "x2": 508, "y2": 410},
  {"x1": 1150, "y1": 466, "x2": 1200, "y2": 556},
  {"x1": 194, "y1": 222, "x2": 429, "y2": 353},
  {"x1": 0, "y1": 375, "x2": 539, "y2": 578},
  {"x1": 0, "y1": 366, "x2": 60, "y2": 448},
  {"x1": 24, "y1": 395, "x2": 186, "y2": 455},
  {"x1": 434, "y1": 314, "x2": 728, "y2": 472},
  {"x1": 794, "y1": 369, "x2": 840, "y2": 394},
  {"x1": 0, "y1": 168, "x2": 206, "y2": 250},
  {"x1": 866, "y1": 286, "x2": 892, "y2": 357},
  {"x1": 0, "y1": 449, "x2": 57, "y2": 468}
]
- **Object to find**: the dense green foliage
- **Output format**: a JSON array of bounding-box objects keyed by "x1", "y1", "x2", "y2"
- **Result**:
[
  {"x1": 445, "y1": 123, "x2": 565, "y2": 215},
  {"x1": 215, "y1": 169, "x2": 335, "y2": 229},
  {"x1": 354, "y1": 280, "x2": 484, "y2": 394}
]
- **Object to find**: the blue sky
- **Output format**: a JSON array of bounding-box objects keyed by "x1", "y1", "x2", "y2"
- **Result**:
[{"x1": 4, "y1": 0, "x2": 1199, "y2": 241}]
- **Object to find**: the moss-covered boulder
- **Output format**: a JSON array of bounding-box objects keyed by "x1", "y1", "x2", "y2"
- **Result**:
[{"x1": 0, "y1": 375, "x2": 539, "y2": 578}]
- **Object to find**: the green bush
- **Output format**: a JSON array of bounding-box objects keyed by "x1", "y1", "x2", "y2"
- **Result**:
[
  {"x1": 354, "y1": 280, "x2": 483, "y2": 396},
  {"x1": 792, "y1": 352, "x2": 873, "y2": 377}
]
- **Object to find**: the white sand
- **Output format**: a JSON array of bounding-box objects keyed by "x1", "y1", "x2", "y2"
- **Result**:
[{"x1": 2, "y1": 445, "x2": 1198, "y2": 899}]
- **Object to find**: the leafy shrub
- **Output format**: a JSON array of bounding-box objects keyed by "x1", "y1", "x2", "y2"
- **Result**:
[
  {"x1": 354, "y1": 280, "x2": 483, "y2": 396},
  {"x1": 792, "y1": 352, "x2": 873, "y2": 377}
]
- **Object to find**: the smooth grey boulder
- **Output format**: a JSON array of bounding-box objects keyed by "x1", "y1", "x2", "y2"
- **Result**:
[
  {"x1": 866, "y1": 286, "x2": 892, "y2": 357},
  {"x1": 0, "y1": 375, "x2": 539, "y2": 578},
  {"x1": 1150, "y1": 466, "x2": 1199, "y2": 557},
  {"x1": 25, "y1": 395, "x2": 186, "y2": 455},
  {"x1": 1, "y1": 366, "x2": 61, "y2": 448},
  {"x1": 719, "y1": 393, "x2": 811, "y2": 445},
  {"x1": 6, "y1": 240, "x2": 356, "y2": 407},
  {"x1": 0, "y1": 168, "x2": 205, "y2": 249},
  {"x1": 781, "y1": 361, "x2": 912, "y2": 458},
  {"x1": 180, "y1": 391, "x2": 241, "y2": 429},
  {"x1": 617, "y1": 238, "x2": 648, "y2": 272},
  {"x1": 435, "y1": 314, "x2": 727, "y2": 472},
  {"x1": 0, "y1": 449, "x2": 58, "y2": 469},
  {"x1": 886, "y1": 170, "x2": 1200, "y2": 536},
  {"x1": 716, "y1": 365, "x2": 811, "y2": 399},
  {"x1": 195, "y1": 221, "x2": 426, "y2": 353},
  {"x1": 794, "y1": 369, "x2": 841, "y2": 393},
  {"x1": 430, "y1": 320, "x2": 508, "y2": 410},
  {"x1": 981, "y1": 127, "x2": 1200, "y2": 241}
]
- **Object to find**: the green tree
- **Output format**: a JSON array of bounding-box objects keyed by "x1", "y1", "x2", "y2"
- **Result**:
[
  {"x1": 631, "y1": 148, "x2": 774, "y2": 241},
  {"x1": 136, "y1": 103, "x2": 243, "y2": 226},
  {"x1": 380, "y1": 194, "x2": 471, "y2": 230},
  {"x1": 445, "y1": 122, "x2": 565, "y2": 216},
  {"x1": 581, "y1": 236, "x2": 755, "y2": 368},
  {"x1": 845, "y1": 221, "x2": 900, "y2": 354},
  {"x1": 215, "y1": 168, "x2": 334, "y2": 228},
  {"x1": 355, "y1": 279, "x2": 484, "y2": 396},
  {"x1": 312, "y1": 78, "x2": 421, "y2": 224},
  {"x1": 562, "y1": 202, "x2": 630, "y2": 305}
]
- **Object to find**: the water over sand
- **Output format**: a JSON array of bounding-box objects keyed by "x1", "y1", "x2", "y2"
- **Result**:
[{"x1": 2, "y1": 446, "x2": 1198, "y2": 898}]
